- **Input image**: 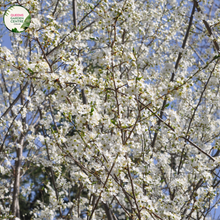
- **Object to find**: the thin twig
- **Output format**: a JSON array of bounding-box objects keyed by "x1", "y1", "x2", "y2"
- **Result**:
[{"x1": 89, "y1": 155, "x2": 118, "y2": 220}]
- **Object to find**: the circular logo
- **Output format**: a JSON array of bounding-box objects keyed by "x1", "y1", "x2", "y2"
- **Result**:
[{"x1": 3, "y1": 5, "x2": 31, "y2": 33}]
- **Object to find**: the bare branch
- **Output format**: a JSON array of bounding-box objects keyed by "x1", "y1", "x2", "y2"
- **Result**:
[
  {"x1": 193, "y1": 0, "x2": 220, "y2": 52},
  {"x1": 0, "y1": 82, "x2": 28, "y2": 121}
]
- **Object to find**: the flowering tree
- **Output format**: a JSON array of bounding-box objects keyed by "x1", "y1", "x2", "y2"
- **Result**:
[{"x1": 0, "y1": 0, "x2": 220, "y2": 219}]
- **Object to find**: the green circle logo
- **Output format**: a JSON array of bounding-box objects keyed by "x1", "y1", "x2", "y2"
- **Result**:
[{"x1": 3, "y1": 5, "x2": 31, "y2": 33}]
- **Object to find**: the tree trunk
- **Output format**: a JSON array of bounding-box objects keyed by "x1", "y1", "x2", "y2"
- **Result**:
[{"x1": 12, "y1": 134, "x2": 24, "y2": 218}]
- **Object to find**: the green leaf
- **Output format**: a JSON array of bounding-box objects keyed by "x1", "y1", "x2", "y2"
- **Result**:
[
  {"x1": 90, "y1": 37, "x2": 99, "y2": 41},
  {"x1": 12, "y1": 28, "x2": 19, "y2": 33},
  {"x1": 213, "y1": 54, "x2": 220, "y2": 60},
  {"x1": 111, "y1": 119, "x2": 116, "y2": 125},
  {"x1": 27, "y1": 68, "x2": 34, "y2": 75},
  {"x1": 20, "y1": 15, "x2": 31, "y2": 29},
  {"x1": 90, "y1": 107, "x2": 94, "y2": 116},
  {"x1": 68, "y1": 112, "x2": 71, "y2": 119},
  {"x1": 165, "y1": 103, "x2": 169, "y2": 108},
  {"x1": 136, "y1": 76, "x2": 143, "y2": 81}
]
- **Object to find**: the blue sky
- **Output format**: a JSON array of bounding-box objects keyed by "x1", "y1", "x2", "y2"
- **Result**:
[{"x1": 0, "y1": 16, "x2": 11, "y2": 49}]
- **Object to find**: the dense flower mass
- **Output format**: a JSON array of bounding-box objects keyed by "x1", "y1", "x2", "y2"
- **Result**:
[{"x1": 0, "y1": 0, "x2": 220, "y2": 219}]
